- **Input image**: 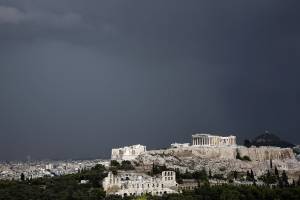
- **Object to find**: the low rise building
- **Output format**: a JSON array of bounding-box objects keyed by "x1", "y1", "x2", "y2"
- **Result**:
[
  {"x1": 171, "y1": 143, "x2": 190, "y2": 148},
  {"x1": 103, "y1": 171, "x2": 178, "y2": 197},
  {"x1": 111, "y1": 144, "x2": 146, "y2": 161},
  {"x1": 178, "y1": 179, "x2": 199, "y2": 191}
]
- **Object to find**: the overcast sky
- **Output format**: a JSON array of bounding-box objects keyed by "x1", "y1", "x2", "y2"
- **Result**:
[{"x1": 0, "y1": 0, "x2": 299, "y2": 160}]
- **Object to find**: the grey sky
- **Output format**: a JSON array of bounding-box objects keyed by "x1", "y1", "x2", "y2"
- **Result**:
[{"x1": 0, "y1": 0, "x2": 299, "y2": 160}]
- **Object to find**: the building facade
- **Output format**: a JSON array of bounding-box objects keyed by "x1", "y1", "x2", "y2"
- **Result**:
[
  {"x1": 170, "y1": 143, "x2": 190, "y2": 148},
  {"x1": 111, "y1": 144, "x2": 146, "y2": 161},
  {"x1": 192, "y1": 134, "x2": 236, "y2": 147},
  {"x1": 103, "y1": 171, "x2": 178, "y2": 197}
]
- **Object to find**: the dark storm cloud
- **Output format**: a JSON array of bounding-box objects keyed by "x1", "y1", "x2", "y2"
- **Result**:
[{"x1": 0, "y1": 0, "x2": 300, "y2": 160}]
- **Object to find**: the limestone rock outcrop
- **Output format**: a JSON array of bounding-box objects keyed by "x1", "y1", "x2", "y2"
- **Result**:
[{"x1": 134, "y1": 146, "x2": 299, "y2": 178}]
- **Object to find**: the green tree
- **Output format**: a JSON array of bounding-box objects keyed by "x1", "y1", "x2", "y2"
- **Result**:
[
  {"x1": 110, "y1": 160, "x2": 120, "y2": 168},
  {"x1": 89, "y1": 188, "x2": 106, "y2": 200},
  {"x1": 281, "y1": 170, "x2": 289, "y2": 187},
  {"x1": 275, "y1": 166, "x2": 279, "y2": 177},
  {"x1": 233, "y1": 171, "x2": 238, "y2": 180},
  {"x1": 20, "y1": 173, "x2": 25, "y2": 181},
  {"x1": 120, "y1": 160, "x2": 135, "y2": 170}
]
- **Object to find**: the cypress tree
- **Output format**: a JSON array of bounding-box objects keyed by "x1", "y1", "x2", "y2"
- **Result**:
[
  {"x1": 20, "y1": 173, "x2": 25, "y2": 181},
  {"x1": 274, "y1": 166, "x2": 279, "y2": 177},
  {"x1": 250, "y1": 170, "x2": 255, "y2": 181},
  {"x1": 281, "y1": 170, "x2": 289, "y2": 187}
]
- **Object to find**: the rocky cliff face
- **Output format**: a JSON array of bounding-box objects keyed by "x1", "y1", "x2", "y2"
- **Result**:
[
  {"x1": 144, "y1": 146, "x2": 295, "y2": 161},
  {"x1": 238, "y1": 146, "x2": 295, "y2": 161},
  {"x1": 134, "y1": 146, "x2": 298, "y2": 177}
]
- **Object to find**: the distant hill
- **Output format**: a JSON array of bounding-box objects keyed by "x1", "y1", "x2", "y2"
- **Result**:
[{"x1": 246, "y1": 133, "x2": 295, "y2": 148}]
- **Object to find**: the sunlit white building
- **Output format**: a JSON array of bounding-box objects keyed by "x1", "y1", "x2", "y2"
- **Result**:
[
  {"x1": 111, "y1": 144, "x2": 146, "y2": 161},
  {"x1": 192, "y1": 133, "x2": 236, "y2": 147},
  {"x1": 103, "y1": 171, "x2": 178, "y2": 197}
]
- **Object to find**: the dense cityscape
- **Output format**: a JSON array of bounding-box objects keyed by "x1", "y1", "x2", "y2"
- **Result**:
[
  {"x1": 0, "y1": 159, "x2": 109, "y2": 181},
  {"x1": 0, "y1": 133, "x2": 300, "y2": 199}
]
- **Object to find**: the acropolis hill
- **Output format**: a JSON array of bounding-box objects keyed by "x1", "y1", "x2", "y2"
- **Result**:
[{"x1": 111, "y1": 133, "x2": 300, "y2": 180}]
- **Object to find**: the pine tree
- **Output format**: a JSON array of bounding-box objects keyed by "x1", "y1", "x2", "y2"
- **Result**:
[{"x1": 270, "y1": 159, "x2": 273, "y2": 169}]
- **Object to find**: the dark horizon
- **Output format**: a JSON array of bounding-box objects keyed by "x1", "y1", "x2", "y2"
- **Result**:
[{"x1": 1, "y1": 0, "x2": 300, "y2": 161}]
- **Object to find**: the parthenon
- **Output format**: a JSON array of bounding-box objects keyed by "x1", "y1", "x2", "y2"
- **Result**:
[{"x1": 192, "y1": 133, "x2": 236, "y2": 147}]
